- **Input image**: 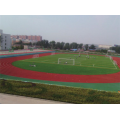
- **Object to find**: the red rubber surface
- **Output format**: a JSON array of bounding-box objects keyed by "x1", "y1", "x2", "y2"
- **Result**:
[{"x1": 0, "y1": 53, "x2": 120, "y2": 83}]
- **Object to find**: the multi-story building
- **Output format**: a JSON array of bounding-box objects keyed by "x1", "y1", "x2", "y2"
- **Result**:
[
  {"x1": 36, "y1": 36, "x2": 42, "y2": 41},
  {"x1": 95, "y1": 44, "x2": 112, "y2": 50},
  {"x1": 0, "y1": 29, "x2": 12, "y2": 50},
  {"x1": 27, "y1": 35, "x2": 42, "y2": 41},
  {"x1": 11, "y1": 35, "x2": 42, "y2": 42},
  {"x1": 11, "y1": 35, "x2": 19, "y2": 39},
  {"x1": 28, "y1": 35, "x2": 32, "y2": 40}
]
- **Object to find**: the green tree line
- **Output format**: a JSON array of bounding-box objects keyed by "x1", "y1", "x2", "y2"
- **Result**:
[
  {"x1": 35, "y1": 39, "x2": 96, "y2": 50},
  {"x1": 12, "y1": 39, "x2": 96, "y2": 51},
  {"x1": 110, "y1": 46, "x2": 120, "y2": 54},
  {"x1": 12, "y1": 39, "x2": 120, "y2": 54}
]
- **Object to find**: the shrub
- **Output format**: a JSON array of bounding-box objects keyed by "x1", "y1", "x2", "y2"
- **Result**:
[{"x1": 0, "y1": 79, "x2": 120, "y2": 104}]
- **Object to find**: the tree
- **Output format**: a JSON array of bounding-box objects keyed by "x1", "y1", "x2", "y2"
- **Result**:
[
  {"x1": 16, "y1": 40, "x2": 23, "y2": 45},
  {"x1": 43, "y1": 40, "x2": 49, "y2": 48},
  {"x1": 19, "y1": 40, "x2": 23, "y2": 45},
  {"x1": 69, "y1": 42, "x2": 78, "y2": 49},
  {"x1": 78, "y1": 43, "x2": 83, "y2": 49},
  {"x1": 35, "y1": 40, "x2": 50, "y2": 48},
  {"x1": 60, "y1": 42, "x2": 65, "y2": 49},
  {"x1": 20, "y1": 44, "x2": 24, "y2": 49},
  {"x1": 110, "y1": 46, "x2": 120, "y2": 54},
  {"x1": 50, "y1": 41, "x2": 56, "y2": 49},
  {"x1": 89, "y1": 44, "x2": 96, "y2": 49},
  {"x1": 110, "y1": 47, "x2": 115, "y2": 50},
  {"x1": 84, "y1": 44, "x2": 89, "y2": 50},
  {"x1": 64, "y1": 43, "x2": 70, "y2": 50},
  {"x1": 115, "y1": 46, "x2": 120, "y2": 54},
  {"x1": 101, "y1": 49, "x2": 107, "y2": 53},
  {"x1": 55, "y1": 42, "x2": 61, "y2": 49},
  {"x1": 44, "y1": 40, "x2": 49, "y2": 48}
]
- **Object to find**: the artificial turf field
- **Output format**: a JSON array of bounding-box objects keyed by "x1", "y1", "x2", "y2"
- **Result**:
[{"x1": 13, "y1": 53, "x2": 119, "y2": 75}]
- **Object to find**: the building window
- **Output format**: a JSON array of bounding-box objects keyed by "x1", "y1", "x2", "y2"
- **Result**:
[
  {"x1": 5, "y1": 43, "x2": 6, "y2": 45},
  {"x1": 5, "y1": 36, "x2": 7, "y2": 38},
  {"x1": 5, "y1": 47, "x2": 6, "y2": 49}
]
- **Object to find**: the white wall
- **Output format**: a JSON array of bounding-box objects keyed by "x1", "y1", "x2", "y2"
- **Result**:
[
  {"x1": 0, "y1": 30, "x2": 11, "y2": 50},
  {"x1": 98, "y1": 44, "x2": 112, "y2": 49},
  {"x1": 2, "y1": 34, "x2": 11, "y2": 50}
]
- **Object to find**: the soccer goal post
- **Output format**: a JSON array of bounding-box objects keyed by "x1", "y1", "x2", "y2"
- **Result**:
[{"x1": 58, "y1": 58, "x2": 75, "y2": 65}]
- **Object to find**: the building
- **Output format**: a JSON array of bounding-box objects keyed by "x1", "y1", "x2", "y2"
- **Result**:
[
  {"x1": 24, "y1": 39, "x2": 31, "y2": 43},
  {"x1": 11, "y1": 35, "x2": 42, "y2": 42},
  {"x1": 24, "y1": 45, "x2": 29, "y2": 49},
  {"x1": 11, "y1": 38, "x2": 16, "y2": 45},
  {"x1": 0, "y1": 29, "x2": 12, "y2": 50},
  {"x1": 27, "y1": 35, "x2": 42, "y2": 41},
  {"x1": 96, "y1": 44, "x2": 112, "y2": 50},
  {"x1": 11, "y1": 35, "x2": 42, "y2": 45},
  {"x1": 108, "y1": 50, "x2": 115, "y2": 53}
]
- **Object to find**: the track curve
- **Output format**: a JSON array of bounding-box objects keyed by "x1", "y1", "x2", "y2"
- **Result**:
[{"x1": 0, "y1": 53, "x2": 120, "y2": 83}]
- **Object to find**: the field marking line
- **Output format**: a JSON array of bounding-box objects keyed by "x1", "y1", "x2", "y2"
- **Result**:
[
  {"x1": 20, "y1": 60, "x2": 57, "y2": 64},
  {"x1": 77, "y1": 62, "x2": 118, "y2": 69},
  {"x1": 80, "y1": 63, "x2": 115, "y2": 68},
  {"x1": 21, "y1": 60, "x2": 117, "y2": 70},
  {"x1": 78, "y1": 64, "x2": 118, "y2": 70},
  {"x1": 77, "y1": 61, "x2": 112, "y2": 65},
  {"x1": 109, "y1": 57, "x2": 117, "y2": 69}
]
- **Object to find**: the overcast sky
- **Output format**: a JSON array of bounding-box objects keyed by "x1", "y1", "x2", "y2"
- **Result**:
[{"x1": 0, "y1": 15, "x2": 120, "y2": 45}]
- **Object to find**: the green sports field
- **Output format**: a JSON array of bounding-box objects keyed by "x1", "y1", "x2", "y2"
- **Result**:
[{"x1": 12, "y1": 54, "x2": 119, "y2": 75}]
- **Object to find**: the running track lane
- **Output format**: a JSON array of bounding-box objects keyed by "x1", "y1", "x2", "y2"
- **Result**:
[{"x1": 0, "y1": 53, "x2": 120, "y2": 83}]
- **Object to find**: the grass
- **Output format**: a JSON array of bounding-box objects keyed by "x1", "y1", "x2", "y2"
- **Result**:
[
  {"x1": 12, "y1": 54, "x2": 119, "y2": 75},
  {"x1": 1, "y1": 79, "x2": 120, "y2": 104}
]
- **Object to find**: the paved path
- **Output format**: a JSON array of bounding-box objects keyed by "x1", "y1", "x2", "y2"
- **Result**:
[{"x1": 0, "y1": 93, "x2": 68, "y2": 104}]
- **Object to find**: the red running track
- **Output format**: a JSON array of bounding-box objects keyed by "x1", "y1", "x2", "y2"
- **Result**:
[{"x1": 0, "y1": 53, "x2": 120, "y2": 83}]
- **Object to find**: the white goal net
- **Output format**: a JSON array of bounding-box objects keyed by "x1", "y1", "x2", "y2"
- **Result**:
[
  {"x1": 109, "y1": 56, "x2": 118, "y2": 69},
  {"x1": 58, "y1": 58, "x2": 75, "y2": 65}
]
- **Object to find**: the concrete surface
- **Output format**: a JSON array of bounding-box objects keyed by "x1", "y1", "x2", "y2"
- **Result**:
[{"x1": 0, "y1": 93, "x2": 68, "y2": 104}]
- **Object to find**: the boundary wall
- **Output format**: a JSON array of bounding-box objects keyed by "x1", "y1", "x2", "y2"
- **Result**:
[{"x1": 0, "y1": 51, "x2": 55, "y2": 59}]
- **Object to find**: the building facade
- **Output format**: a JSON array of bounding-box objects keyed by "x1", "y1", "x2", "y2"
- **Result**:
[
  {"x1": 11, "y1": 35, "x2": 42, "y2": 42},
  {"x1": 96, "y1": 44, "x2": 112, "y2": 50},
  {"x1": 0, "y1": 29, "x2": 12, "y2": 50}
]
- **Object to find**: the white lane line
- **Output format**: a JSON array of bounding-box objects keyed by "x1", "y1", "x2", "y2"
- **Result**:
[{"x1": 109, "y1": 57, "x2": 117, "y2": 69}]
